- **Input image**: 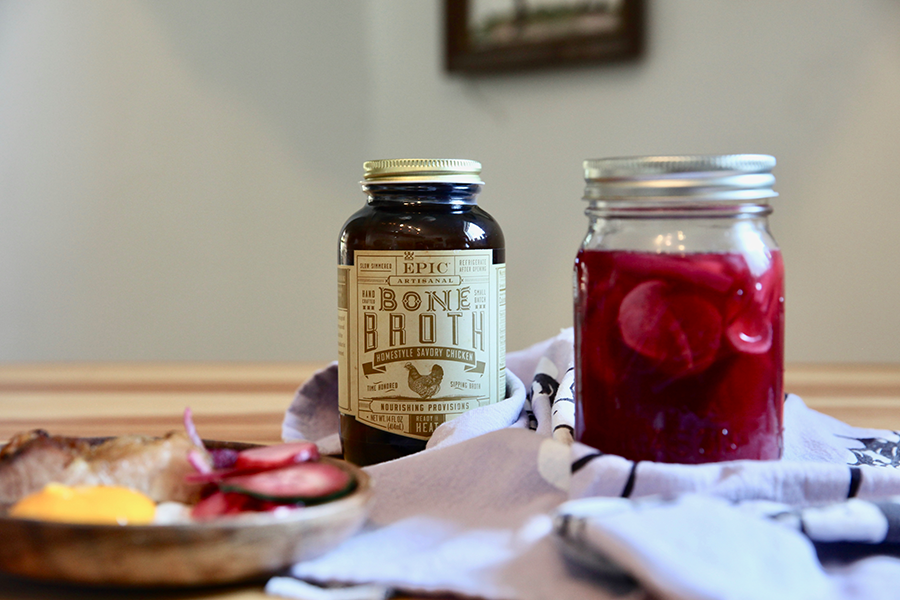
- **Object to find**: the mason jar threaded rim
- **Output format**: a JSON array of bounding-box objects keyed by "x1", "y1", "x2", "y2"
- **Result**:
[{"x1": 583, "y1": 154, "x2": 777, "y2": 202}]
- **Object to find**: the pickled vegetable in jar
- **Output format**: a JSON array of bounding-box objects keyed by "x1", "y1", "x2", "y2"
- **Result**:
[
  {"x1": 338, "y1": 159, "x2": 506, "y2": 466},
  {"x1": 574, "y1": 155, "x2": 784, "y2": 463}
]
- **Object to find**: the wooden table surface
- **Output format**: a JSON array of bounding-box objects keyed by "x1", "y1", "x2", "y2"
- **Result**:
[{"x1": 2, "y1": 361, "x2": 900, "y2": 599}]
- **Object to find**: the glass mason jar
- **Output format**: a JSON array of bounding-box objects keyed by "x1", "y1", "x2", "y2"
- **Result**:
[
  {"x1": 338, "y1": 159, "x2": 506, "y2": 466},
  {"x1": 574, "y1": 155, "x2": 784, "y2": 464}
]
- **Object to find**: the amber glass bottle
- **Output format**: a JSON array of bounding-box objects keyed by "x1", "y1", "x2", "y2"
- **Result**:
[{"x1": 338, "y1": 159, "x2": 506, "y2": 466}]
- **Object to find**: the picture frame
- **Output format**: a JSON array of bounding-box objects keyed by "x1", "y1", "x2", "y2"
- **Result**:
[{"x1": 445, "y1": 0, "x2": 645, "y2": 74}]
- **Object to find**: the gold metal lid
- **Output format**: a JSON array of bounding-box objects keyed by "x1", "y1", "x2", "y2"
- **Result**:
[{"x1": 363, "y1": 159, "x2": 483, "y2": 184}]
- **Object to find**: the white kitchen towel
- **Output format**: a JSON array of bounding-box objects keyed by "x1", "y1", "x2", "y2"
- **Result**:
[
  {"x1": 554, "y1": 494, "x2": 841, "y2": 600},
  {"x1": 276, "y1": 329, "x2": 900, "y2": 600},
  {"x1": 554, "y1": 493, "x2": 900, "y2": 600}
]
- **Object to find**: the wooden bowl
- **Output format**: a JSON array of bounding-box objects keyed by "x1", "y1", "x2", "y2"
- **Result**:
[{"x1": 0, "y1": 453, "x2": 371, "y2": 587}]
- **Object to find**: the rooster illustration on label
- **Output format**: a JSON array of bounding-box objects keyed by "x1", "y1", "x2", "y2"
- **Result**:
[{"x1": 404, "y1": 363, "x2": 444, "y2": 399}]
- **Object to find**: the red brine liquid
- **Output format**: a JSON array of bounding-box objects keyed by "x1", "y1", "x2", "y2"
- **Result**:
[{"x1": 574, "y1": 249, "x2": 785, "y2": 463}]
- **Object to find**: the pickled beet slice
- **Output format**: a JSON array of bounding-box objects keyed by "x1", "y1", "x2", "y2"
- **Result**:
[
  {"x1": 726, "y1": 319, "x2": 773, "y2": 354},
  {"x1": 618, "y1": 280, "x2": 723, "y2": 377},
  {"x1": 724, "y1": 257, "x2": 782, "y2": 354},
  {"x1": 613, "y1": 252, "x2": 734, "y2": 293},
  {"x1": 184, "y1": 441, "x2": 321, "y2": 484},
  {"x1": 190, "y1": 491, "x2": 292, "y2": 519},
  {"x1": 220, "y1": 462, "x2": 354, "y2": 503},
  {"x1": 233, "y1": 441, "x2": 319, "y2": 471},
  {"x1": 191, "y1": 491, "x2": 254, "y2": 519}
]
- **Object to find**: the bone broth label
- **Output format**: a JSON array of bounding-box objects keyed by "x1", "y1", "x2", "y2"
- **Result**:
[{"x1": 338, "y1": 249, "x2": 505, "y2": 440}]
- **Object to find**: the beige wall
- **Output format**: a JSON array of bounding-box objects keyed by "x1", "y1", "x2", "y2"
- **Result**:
[
  {"x1": 0, "y1": 0, "x2": 369, "y2": 360},
  {"x1": 1, "y1": 0, "x2": 898, "y2": 362}
]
